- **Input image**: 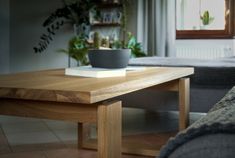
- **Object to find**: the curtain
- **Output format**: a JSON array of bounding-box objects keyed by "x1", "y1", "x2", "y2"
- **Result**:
[{"x1": 137, "y1": 0, "x2": 176, "y2": 57}]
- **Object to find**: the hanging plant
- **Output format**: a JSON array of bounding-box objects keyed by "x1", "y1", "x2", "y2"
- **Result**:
[{"x1": 33, "y1": 0, "x2": 96, "y2": 53}]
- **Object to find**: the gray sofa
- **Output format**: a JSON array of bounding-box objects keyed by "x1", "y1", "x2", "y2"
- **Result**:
[
  {"x1": 159, "y1": 86, "x2": 235, "y2": 158},
  {"x1": 121, "y1": 57, "x2": 235, "y2": 112}
]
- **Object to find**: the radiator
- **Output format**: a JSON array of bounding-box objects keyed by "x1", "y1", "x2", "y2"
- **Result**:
[{"x1": 176, "y1": 46, "x2": 233, "y2": 59}]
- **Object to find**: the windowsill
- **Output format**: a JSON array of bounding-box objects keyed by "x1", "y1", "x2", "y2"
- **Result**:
[{"x1": 176, "y1": 29, "x2": 234, "y2": 39}]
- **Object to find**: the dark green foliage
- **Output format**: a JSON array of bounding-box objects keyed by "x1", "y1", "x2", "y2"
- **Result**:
[
  {"x1": 126, "y1": 32, "x2": 146, "y2": 57},
  {"x1": 57, "y1": 36, "x2": 89, "y2": 66},
  {"x1": 111, "y1": 32, "x2": 146, "y2": 57},
  {"x1": 34, "y1": 0, "x2": 96, "y2": 53}
]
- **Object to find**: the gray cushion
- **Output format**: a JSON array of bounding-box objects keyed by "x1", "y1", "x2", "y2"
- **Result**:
[
  {"x1": 129, "y1": 57, "x2": 235, "y2": 87},
  {"x1": 168, "y1": 134, "x2": 235, "y2": 158},
  {"x1": 159, "y1": 87, "x2": 235, "y2": 158}
]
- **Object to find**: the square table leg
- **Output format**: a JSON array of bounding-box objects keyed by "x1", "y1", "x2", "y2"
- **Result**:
[
  {"x1": 97, "y1": 101, "x2": 122, "y2": 158},
  {"x1": 77, "y1": 101, "x2": 122, "y2": 158},
  {"x1": 178, "y1": 78, "x2": 190, "y2": 131},
  {"x1": 78, "y1": 123, "x2": 91, "y2": 149}
]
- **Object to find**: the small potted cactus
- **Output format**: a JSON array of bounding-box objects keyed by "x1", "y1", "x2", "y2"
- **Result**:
[{"x1": 200, "y1": 10, "x2": 214, "y2": 29}]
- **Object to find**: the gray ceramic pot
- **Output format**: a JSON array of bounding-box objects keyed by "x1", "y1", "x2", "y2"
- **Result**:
[{"x1": 88, "y1": 49, "x2": 131, "y2": 69}]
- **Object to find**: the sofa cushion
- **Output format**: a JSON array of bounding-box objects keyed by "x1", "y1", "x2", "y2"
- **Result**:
[
  {"x1": 129, "y1": 57, "x2": 235, "y2": 87},
  {"x1": 159, "y1": 86, "x2": 235, "y2": 158},
  {"x1": 168, "y1": 134, "x2": 235, "y2": 158}
]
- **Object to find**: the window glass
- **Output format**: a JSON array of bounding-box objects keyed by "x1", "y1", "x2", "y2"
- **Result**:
[{"x1": 176, "y1": 0, "x2": 226, "y2": 30}]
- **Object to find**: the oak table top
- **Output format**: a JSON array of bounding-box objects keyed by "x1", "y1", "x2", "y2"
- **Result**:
[{"x1": 0, "y1": 67, "x2": 194, "y2": 104}]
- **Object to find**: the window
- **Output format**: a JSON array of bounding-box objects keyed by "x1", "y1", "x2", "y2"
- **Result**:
[{"x1": 176, "y1": 0, "x2": 234, "y2": 39}]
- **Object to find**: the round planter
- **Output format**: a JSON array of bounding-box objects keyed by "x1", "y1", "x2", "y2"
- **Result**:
[{"x1": 88, "y1": 49, "x2": 131, "y2": 69}]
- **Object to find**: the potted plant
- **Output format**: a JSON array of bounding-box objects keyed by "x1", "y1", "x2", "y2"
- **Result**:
[
  {"x1": 88, "y1": 32, "x2": 146, "y2": 69},
  {"x1": 59, "y1": 31, "x2": 146, "y2": 68},
  {"x1": 87, "y1": 0, "x2": 146, "y2": 69},
  {"x1": 200, "y1": 10, "x2": 214, "y2": 29}
]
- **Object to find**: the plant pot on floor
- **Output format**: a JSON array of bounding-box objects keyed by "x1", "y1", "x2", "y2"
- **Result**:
[{"x1": 88, "y1": 49, "x2": 131, "y2": 69}]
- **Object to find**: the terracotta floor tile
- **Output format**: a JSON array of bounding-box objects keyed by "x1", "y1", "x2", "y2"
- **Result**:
[
  {"x1": 44, "y1": 148, "x2": 96, "y2": 158},
  {"x1": 123, "y1": 154, "x2": 152, "y2": 158},
  {"x1": 0, "y1": 151, "x2": 46, "y2": 158},
  {"x1": 121, "y1": 132, "x2": 177, "y2": 157},
  {"x1": 0, "y1": 145, "x2": 11, "y2": 155},
  {"x1": 62, "y1": 132, "x2": 174, "y2": 158},
  {"x1": 0, "y1": 144, "x2": 11, "y2": 154},
  {"x1": 44, "y1": 148, "x2": 151, "y2": 158},
  {"x1": 62, "y1": 140, "x2": 78, "y2": 149}
]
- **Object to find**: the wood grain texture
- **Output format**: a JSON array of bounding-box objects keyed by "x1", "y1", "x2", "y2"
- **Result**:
[
  {"x1": 83, "y1": 139, "x2": 159, "y2": 157},
  {"x1": 81, "y1": 132, "x2": 176, "y2": 157},
  {"x1": 0, "y1": 99, "x2": 98, "y2": 122},
  {"x1": 148, "y1": 79, "x2": 179, "y2": 92},
  {"x1": 78, "y1": 123, "x2": 92, "y2": 149},
  {"x1": 179, "y1": 78, "x2": 190, "y2": 131},
  {"x1": 0, "y1": 67, "x2": 194, "y2": 104},
  {"x1": 97, "y1": 101, "x2": 122, "y2": 158}
]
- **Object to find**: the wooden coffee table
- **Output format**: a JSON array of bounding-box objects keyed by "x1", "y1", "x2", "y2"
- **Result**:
[{"x1": 0, "y1": 67, "x2": 194, "y2": 158}]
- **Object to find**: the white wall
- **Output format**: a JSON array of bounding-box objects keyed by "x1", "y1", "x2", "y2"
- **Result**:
[
  {"x1": 0, "y1": 0, "x2": 10, "y2": 74},
  {"x1": 126, "y1": 0, "x2": 137, "y2": 36},
  {"x1": 9, "y1": 0, "x2": 74, "y2": 73}
]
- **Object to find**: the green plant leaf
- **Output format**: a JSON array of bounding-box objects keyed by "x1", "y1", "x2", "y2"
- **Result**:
[
  {"x1": 126, "y1": 32, "x2": 146, "y2": 57},
  {"x1": 201, "y1": 10, "x2": 214, "y2": 25},
  {"x1": 57, "y1": 36, "x2": 89, "y2": 65}
]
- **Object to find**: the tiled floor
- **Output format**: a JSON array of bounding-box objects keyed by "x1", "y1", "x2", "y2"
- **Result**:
[{"x1": 0, "y1": 108, "x2": 205, "y2": 158}]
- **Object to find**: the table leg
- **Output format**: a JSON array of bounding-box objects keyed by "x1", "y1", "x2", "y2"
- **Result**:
[
  {"x1": 97, "y1": 101, "x2": 122, "y2": 158},
  {"x1": 178, "y1": 78, "x2": 190, "y2": 131},
  {"x1": 78, "y1": 123, "x2": 91, "y2": 149}
]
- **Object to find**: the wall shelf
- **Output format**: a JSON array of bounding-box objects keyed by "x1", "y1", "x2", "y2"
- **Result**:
[
  {"x1": 96, "y1": 3, "x2": 123, "y2": 9},
  {"x1": 91, "y1": 23, "x2": 121, "y2": 27}
]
